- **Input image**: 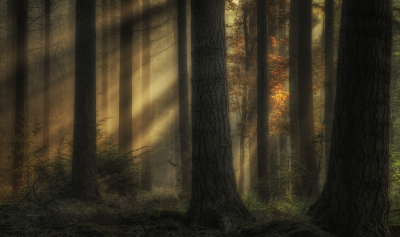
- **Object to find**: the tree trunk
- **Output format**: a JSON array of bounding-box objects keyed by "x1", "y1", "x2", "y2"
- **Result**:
[
  {"x1": 186, "y1": 0, "x2": 254, "y2": 231},
  {"x1": 71, "y1": 0, "x2": 99, "y2": 200},
  {"x1": 324, "y1": 0, "x2": 334, "y2": 167},
  {"x1": 119, "y1": 0, "x2": 134, "y2": 154},
  {"x1": 13, "y1": 0, "x2": 28, "y2": 192},
  {"x1": 43, "y1": 0, "x2": 51, "y2": 160},
  {"x1": 307, "y1": 1, "x2": 392, "y2": 236},
  {"x1": 256, "y1": 0, "x2": 270, "y2": 203},
  {"x1": 297, "y1": 0, "x2": 318, "y2": 197},
  {"x1": 132, "y1": 0, "x2": 141, "y2": 155},
  {"x1": 141, "y1": 0, "x2": 152, "y2": 191},
  {"x1": 177, "y1": 0, "x2": 191, "y2": 194},
  {"x1": 102, "y1": 0, "x2": 109, "y2": 132},
  {"x1": 289, "y1": 0, "x2": 299, "y2": 197}
]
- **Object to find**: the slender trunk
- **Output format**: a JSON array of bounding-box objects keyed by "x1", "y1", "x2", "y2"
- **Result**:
[
  {"x1": 141, "y1": 0, "x2": 152, "y2": 191},
  {"x1": 308, "y1": 1, "x2": 392, "y2": 236},
  {"x1": 71, "y1": 0, "x2": 99, "y2": 200},
  {"x1": 102, "y1": 0, "x2": 109, "y2": 132},
  {"x1": 132, "y1": 0, "x2": 141, "y2": 154},
  {"x1": 43, "y1": 0, "x2": 51, "y2": 160},
  {"x1": 288, "y1": 0, "x2": 299, "y2": 196},
  {"x1": 13, "y1": 0, "x2": 28, "y2": 192},
  {"x1": 257, "y1": 0, "x2": 270, "y2": 203},
  {"x1": 186, "y1": 0, "x2": 254, "y2": 230}
]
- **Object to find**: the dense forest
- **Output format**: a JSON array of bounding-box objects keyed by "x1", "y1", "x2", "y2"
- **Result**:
[{"x1": 0, "y1": 0, "x2": 398, "y2": 236}]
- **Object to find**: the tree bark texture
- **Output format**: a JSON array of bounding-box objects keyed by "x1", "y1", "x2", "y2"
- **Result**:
[
  {"x1": 119, "y1": 0, "x2": 134, "y2": 154},
  {"x1": 141, "y1": 0, "x2": 152, "y2": 191},
  {"x1": 257, "y1": 0, "x2": 271, "y2": 203},
  {"x1": 186, "y1": 0, "x2": 254, "y2": 231},
  {"x1": 102, "y1": 0, "x2": 109, "y2": 132},
  {"x1": 324, "y1": 0, "x2": 334, "y2": 168},
  {"x1": 13, "y1": 0, "x2": 28, "y2": 192},
  {"x1": 307, "y1": 1, "x2": 392, "y2": 236},
  {"x1": 177, "y1": 0, "x2": 191, "y2": 194},
  {"x1": 43, "y1": 0, "x2": 51, "y2": 160},
  {"x1": 71, "y1": 0, "x2": 99, "y2": 200},
  {"x1": 297, "y1": 0, "x2": 318, "y2": 197},
  {"x1": 289, "y1": 0, "x2": 299, "y2": 196}
]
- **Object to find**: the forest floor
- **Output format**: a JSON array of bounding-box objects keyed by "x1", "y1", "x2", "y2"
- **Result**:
[{"x1": 1, "y1": 187, "x2": 400, "y2": 237}]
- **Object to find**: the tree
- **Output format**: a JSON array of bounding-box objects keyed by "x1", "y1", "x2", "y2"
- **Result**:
[
  {"x1": 119, "y1": 0, "x2": 134, "y2": 154},
  {"x1": 256, "y1": 0, "x2": 270, "y2": 202},
  {"x1": 141, "y1": 0, "x2": 152, "y2": 191},
  {"x1": 177, "y1": 0, "x2": 191, "y2": 194},
  {"x1": 101, "y1": 0, "x2": 109, "y2": 132},
  {"x1": 13, "y1": 0, "x2": 28, "y2": 192},
  {"x1": 43, "y1": 0, "x2": 51, "y2": 160},
  {"x1": 71, "y1": 0, "x2": 99, "y2": 200},
  {"x1": 297, "y1": 0, "x2": 318, "y2": 197},
  {"x1": 307, "y1": 0, "x2": 392, "y2": 236},
  {"x1": 185, "y1": 0, "x2": 254, "y2": 231},
  {"x1": 324, "y1": 0, "x2": 334, "y2": 165},
  {"x1": 288, "y1": 0, "x2": 299, "y2": 196}
]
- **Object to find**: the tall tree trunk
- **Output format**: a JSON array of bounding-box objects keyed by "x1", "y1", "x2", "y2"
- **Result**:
[
  {"x1": 132, "y1": 0, "x2": 141, "y2": 154},
  {"x1": 186, "y1": 0, "x2": 254, "y2": 231},
  {"x1": 297, "y1": 0, "x2": 318, "y2": 197},
  {"x1": 177, "y1": 0, "x2": 191, "y2": 194},
  {"x1": 324, "y1": 0, "x2": 334, "y2": 167},
  {"x1": 68, "y1": 0, "x2": 75, "y2": 132},
  {"x1": 13, "y1": 0, "x2": 28, "y2": 192},
  {"x1": 71, "y1": 0, "x2": 99, "y2": 200},
  {"x1": 307, "y1": 1, "x2": 392, "y2": 236},
  {"x1": 43, "y1": 0, "x2": 51, "y2": 160},
  {"x1": 256, "y1": 0, "x2": 270, "y2": 203},
  {"x1": 289, "y1": 0, "x2": 299, "y2": 197},
  {"x1": 102, "y1": 0, "x2": 109, "y2": 132},
  {"x1": 119, "y1": 0, "x2": 134, "y2": 154},
  {"x1": 141, "y1": 0, "x2": 152, "y2": 191}
]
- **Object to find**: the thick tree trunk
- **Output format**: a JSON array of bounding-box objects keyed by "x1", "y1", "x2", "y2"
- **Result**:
[
  {"x1": 307, "y1": 1, "x2": 392, "y2": 236},
  {"x1": 43, "y1": 0, "x2": 50, "y2": 160},
  {"x1": 256, "y1": 0, "x2": 270, "y2": 203},
  {"x1": 119, "y1": 0, "x2": 134, "y2": 154},
  {"x1": 324, "y1": 0, "x2": 334, "y2": 167},
  {"x1": 177, "y1": 0, "x2": 191, "y2": 194},
  {"x1": 297, "y1": 0, "x2": 318, "y2": 197},
  {"x1": 289, "y1": 0, "x2": 299, "y2": 196},
  {"x1": 186, "y1": 0, "x2": 254, "y2": 231},
  {"x1": 102, "y1": 0, "x2": 109, "y2": 132},
  {"x1": 71, "y1": 0, "x2": 99, "y2": 200},
  {"x1": 13, "y1": 0, "x2": 28, "y2": 192},
  {"x1": 141, "y1": 0, "x2": 152, "y2": 191}
]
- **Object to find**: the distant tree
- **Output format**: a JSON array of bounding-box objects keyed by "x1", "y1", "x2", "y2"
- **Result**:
[
  {"x1": 119, "y1": 0, "x2": 133, "y2": 154},
  {"x1": 307, "y1": 0, "x2": 392, "y2": 236},
  {"x1": 185, "y1": 0, "x2": 254, "y2": 231},
  {"x1": 289, "y1": 0, "x2": 299, "y2": 196},
  {"x1": 177, "y1": 0, "x2": 191, "y2": 194},
  {"x1": 324, "y1": 0, "x2": 334, "y2": 165},
  {"x1": 13, "y1": 0, "x2": 28, "y2": 192},
  {"x1": 71, "y1": 0, "x2": 99, "y2": 200},
  {"x1": 43, "y1": 0, "x2": 51, "y2": 160},
  {"x1": 102, "y1": 0, "x2": 109, "y2": 132},
  {"x1": 141, "y1": 0, "x2": 152, "y2": 191},
  {"x1": 256, "y1": 0, "x2": 270, "y2": 203},
  {"x1": 297, "y1": 0, "x2": 318, "y2": 197}
]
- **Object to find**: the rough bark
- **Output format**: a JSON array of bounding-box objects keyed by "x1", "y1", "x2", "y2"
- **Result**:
[
  {"x1": 119, "y1": 0, "x2": 134, "y2": 154},
  {"x1": 307, "y1": 1, "x2": 392, "y2": 236},
  {"x1": 43, "y1": 0, "x2": 51, "y2": 160},
  {"x1": 324, "y1": 0, "x2": 334, "y2": 166},
  {"x1": 177, "y1": 0, "x2": 191, "y2": 194},
  {"x1": 256, "y1": 0, "x2": 270, "y2": 203},
  {"x1": 102, "y1": 0, "x2": 109, "y2": 132},
  {"x1": 13, "y1": 0, "x2": 28, "y2": 192},
  {"x1": 141, "y1": 0, "x2": 152, "y2": 191},
  {"x1": 71, "y1": 0, "x2": 99, "y2": 200},
  {"x1": 186, "y1": 0, "x2": 254, "y2": 231},
  {"x1": 297, "y1": 0, "x2": 318, "y2": 197}
]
